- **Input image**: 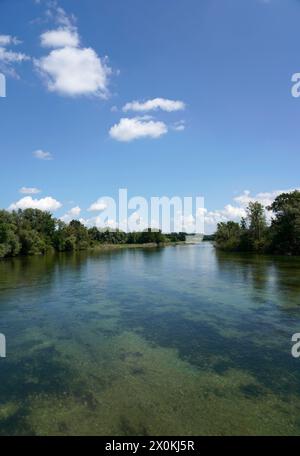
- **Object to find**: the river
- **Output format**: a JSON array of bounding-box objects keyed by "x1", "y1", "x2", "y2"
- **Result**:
[{"x1": 0, "y1": 242, "x2": 300, "y2": 435}]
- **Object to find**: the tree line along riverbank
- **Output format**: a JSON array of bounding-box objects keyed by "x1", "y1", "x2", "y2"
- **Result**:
[
  {"x1": 0, "y1": 209, "x2": 186, "y2": 259},
  {"x1": 214, "y1": 190, "x2": 300, "y2": 256}
]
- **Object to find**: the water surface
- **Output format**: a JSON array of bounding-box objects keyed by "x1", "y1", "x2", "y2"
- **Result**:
[{"x1": 0, "y1": 243, "x2": 300, "y2": 435}]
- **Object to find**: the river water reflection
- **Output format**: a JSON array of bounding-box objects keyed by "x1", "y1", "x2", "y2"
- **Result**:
[{"x1": 0, "y1": 243, "x2": 299, "y2": 435}]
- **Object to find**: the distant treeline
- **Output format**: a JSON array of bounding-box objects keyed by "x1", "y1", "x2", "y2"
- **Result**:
[
  {"x1": 0, "y1": 209, "x2": 186, "y2": 259},
  {"x1": 215, "y1": 190, "x2": 300, "y2": 256},
  {"x1": 202, "y1": 234, "x2": 215, "y2": 241}
]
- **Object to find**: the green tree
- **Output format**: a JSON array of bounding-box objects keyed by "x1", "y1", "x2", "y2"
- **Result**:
[
  {"x1": 215, "y1": 221, "x2": 241, "y2": 251},
  {"x1": 246, "y1": 202, "x2": 267, "y2": 251},
  {"x1": 267, "y1": 191, "x2": 300, "y2": 255},
  {"x1": 19, "y1": 229, "x2": 46, "y2": 255},
  {"x1": 68, "y1": 220, "x2": 90, "y2": 250},
  {"x1": 0, "y1": 211, "x2": 21, "y2": 257}
]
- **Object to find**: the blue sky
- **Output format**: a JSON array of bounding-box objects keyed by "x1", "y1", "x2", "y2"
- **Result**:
[{"x1": 0, "y1": 0, "x2": 300, "y2": 232}]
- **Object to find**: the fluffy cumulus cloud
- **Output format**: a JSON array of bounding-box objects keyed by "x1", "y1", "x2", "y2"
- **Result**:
[
  {"x1": 88, "y1": 199, "x2": 107, "y2": 212},
  {"x1": 109, "y1": 117, "x2": 168, "y2": 142},
  {"x1": 234, "y1": 188, "x2": 300, "y2": 208},
  {"x1": 36, "y1": 46, "x2": 111, "y2": 97},
  {"x1": 69, "y1": 206, "x2": 81, "y2": 216},
  {"x1": 33, "y1": 149, "x2": 53, "y2": 160},
  {"x1": 35, "y1": 4, "x2": 111, "y2": 97},
  {"x1": 9, "y1": 196, "x2": 62, "y2": 212},
  {"x1": 112, "y1": 99, "x2": 186, "y2": 142},
  {"x1": 123, "y1": 98, "x2": 185, "y2": 113},
  {"x1": 202, "y1": 205, "x2": 247, "y2": 230},
  {"x1": 0, "y1": 34, "x2": 29, "y2": 77},
  {"x1": 40, "y1": 28, "x2": 80, "y2": 48},
  {"x1": 60, "y1": 206, "x2": 81, "y2": 223},
  {"x1": 19, "y1": 187, "x2": 41, "y2": 195}
]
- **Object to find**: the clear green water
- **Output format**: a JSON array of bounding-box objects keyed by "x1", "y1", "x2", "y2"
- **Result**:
[{"x1": 0, "y1": 242, "x2": 300, "y2": 435}]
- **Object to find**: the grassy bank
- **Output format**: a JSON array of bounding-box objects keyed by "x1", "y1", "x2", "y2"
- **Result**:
[{"x1": 90, "y1": 241, "x2": 187, "y2": 252}]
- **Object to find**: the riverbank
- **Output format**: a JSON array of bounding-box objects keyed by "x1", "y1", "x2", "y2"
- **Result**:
[
  {"x1": 90, "y1": 241, "x2": 187, "y2": 252},
  {"x1": 0, "y1": 241, "x2": 188, "y2": 260}
]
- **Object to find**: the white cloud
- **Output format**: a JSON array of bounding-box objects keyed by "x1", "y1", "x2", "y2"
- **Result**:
[
  {"x1": 0, "y1": 48, "x2": 28, "y2": 63},
  {"x1": 0, "y1": 35, "x2": 29, "y2": 77},
  {"x1": 172, "y1": 120, "x2": 186, "y2": 132},
  {"x1": 80, "y1": 215, "x2": 117, "y2": 230},
  {"x1": 202, "y1": 205, "x2": 247, "y2": 229},
  {"x1": 109, "y1": 117, "x2": 168, "y2": 142},
  {"x1": 69, "y1": 206, "x2": 81, "y2": 216},
  {"x1": 9, "y1": 196, "x2": 62, "y2": 212},
  {"x1": 174, "y1": 125, "x2": 185, "y2": 132},
  {"x1": 88, "y1": 199, "x2": 107, "y2": 212},
  {"x1": 0, "y1": 35, "x2": 11, "y2": 46},
  {"x1": 19, "y1": 187, "x2": 41, "y2": 195},
  {"x1": 35, "y1": 46, "x2": 111, "y2": 97},
  {"x1": 0, "y1": 35, "x2": 21, "y2": 46},
  {"x1": 33, "y1": 149, "x2": 53, "y2": 160},
  {"x1": 55, "y1": 5, "x2": 76, "y2": 28},
  {"x1": 234, "y1": 188, "x2": 300, "y2": 208},
  {"x1": 37, "y1": 0, "x2": 76, "y2": 27},
  {"x1": 40, "y1": 28, "x2": 80, "y2": 48},
  {"x1": 36, "y1": 4, "x2": 111, "y2": 97},
  {"x1": 223, "y1": 204, "x2": 247, "y2": 219},
  {"x1": 60, "y1": 206, "x2": 81, "y2": 223},
  {"x1": 123, "y1": 98, "x2": 185, "y2": 113}
]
